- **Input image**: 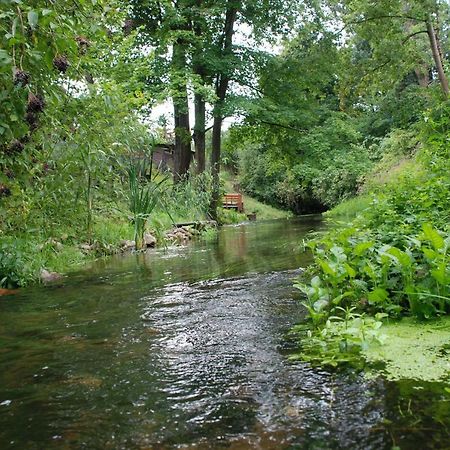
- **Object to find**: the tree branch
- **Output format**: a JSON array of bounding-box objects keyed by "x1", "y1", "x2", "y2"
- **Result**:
[
  {"x1": 402, "y1": 30, "x2": 428, "y2": 44},
  {"x1": 336, "y1": 14, "x2": 427, "y2": 35},
  {"x1": 250, "y1": 119, "x2": 306, "y2": 133}
]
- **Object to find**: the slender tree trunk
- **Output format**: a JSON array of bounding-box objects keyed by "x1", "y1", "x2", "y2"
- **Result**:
[
  {"x1": 210, "y1": 115, "x2": 222, "y2": 218},
  {"x1": 172, "y1": 40, "x2": 192, "y2": 183},
  {"x1": 194, "y1": 92, "x2": 206, "y2": 174},
  {"x1": 192, "y1": 0, "x2": 207, "y2": 174},
  {"x1": 414, "y1": 66, "x2": 429, "y2": 87},
  {"x1": 405, "y1": 19, "x2": 430, "y2": 88},
  {"x1": 426, "y1": 18, "x2": 449, "y2": 97},
  {"x1": 209, "y1": 5, "x2": 239, "y2": 219}
]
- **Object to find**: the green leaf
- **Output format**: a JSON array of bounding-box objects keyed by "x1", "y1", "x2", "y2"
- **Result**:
[
  {"x1": 386, "y1": 247, "x2": 412, "y2": 267},
  {"x1": 344, "y1": 263, "x2": 356, "y2": 278},
  {"x1": 0, "y1": 49, "x2": 12, "y2": 64},
  {"x1": 422, "y1": 223, "x2": 444, "y2": 250},
  {"x1": 422, "y1": 247, "x2": 438, "y2": 260},
  {"x1": 318, "y1": 259, "x2": 336, "y2": 277},
  {"x1": 353, "y1": 241, "x2": 374, "y2": 256},
  {"x1": 311, "y1": 276, "x2": 321, "y2": 288},
  {"x1": 27, "y1": 10, "x2": 39, "y2": 29},
  {"x1": 368, "y1": 288, "x2": 389, "y2": 304},
  {"x1": 431, "y1": 265, "x2": 448, "y2": 285}
]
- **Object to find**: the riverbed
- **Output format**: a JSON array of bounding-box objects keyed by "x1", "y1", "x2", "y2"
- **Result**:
[{"x1": 0, "y1": 218, "x2": 448, "y2": 449}]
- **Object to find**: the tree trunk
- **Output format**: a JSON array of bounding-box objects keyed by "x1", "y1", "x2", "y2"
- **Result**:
[
  {"x1": 405, "y1": 19, "x2": 430, "y2": 88},
  {"x1": 194, "y1": 92, "x2": 206, "y2": 174},
  {"x1": 426, "y1": 18, "x2": 449, "y2": 97},
  {"x1": 209, "y1": 115, "x2": 222, "y2": 218},
  {"x1": 209, "y1": 5, "x2": 239, "y2": 219},
  {"x1": 414, "y1": 66, "x2": 429, "y2": 87},
  {"x1": 192, "y1": 0, "x2": 207, "y2": 174},
  {"x1": 172, "y1": 40, "x2": 192, "y2": 183}
]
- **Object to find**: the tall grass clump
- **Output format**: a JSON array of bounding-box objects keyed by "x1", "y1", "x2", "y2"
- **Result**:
[{"x1": 126, "y1": 159, "x2": 167, "y2": 250}]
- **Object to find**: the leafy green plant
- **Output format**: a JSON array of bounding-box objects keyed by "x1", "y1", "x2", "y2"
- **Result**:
[
  {"x1": 294, "y1": 106, "x2": 450, "y2": 371},
  {"x1": 126, "y1": 159, "x2": 167, "y2": 250}
]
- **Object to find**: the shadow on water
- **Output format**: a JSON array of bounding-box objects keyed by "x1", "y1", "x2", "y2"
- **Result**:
[{"x1": 0, "y1": 217, "x2": 449, "y2": 449}]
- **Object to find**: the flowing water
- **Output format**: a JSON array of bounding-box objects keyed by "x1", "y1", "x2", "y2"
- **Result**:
[{"x1": 0, "y1": 218, "x2": 449, "y2": 449}]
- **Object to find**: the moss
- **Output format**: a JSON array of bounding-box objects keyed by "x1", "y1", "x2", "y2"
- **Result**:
[{"x1": 363, "y1": 317, "x2": 450, "y2": 382}]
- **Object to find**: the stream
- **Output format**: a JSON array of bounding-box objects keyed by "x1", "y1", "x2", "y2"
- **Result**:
[{"x1": 0, "y1": 218, "x2": 449, "y2": 449}]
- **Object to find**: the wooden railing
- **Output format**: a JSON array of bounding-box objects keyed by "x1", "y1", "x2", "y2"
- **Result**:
[{"x1": 222, "y1": 193, "x2": 244, "y2": 213}]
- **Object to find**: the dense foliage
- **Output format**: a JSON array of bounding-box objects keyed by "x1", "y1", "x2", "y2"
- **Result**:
[
  {"x1": 0, "y1": 1, "x2": 215, "y2": 287},
  {"x1": 293, "y1": 103, "x2": 449, "y2": 364},
  {"x1": 225, "y1": 0, "x2": 448, "y2": 213}
]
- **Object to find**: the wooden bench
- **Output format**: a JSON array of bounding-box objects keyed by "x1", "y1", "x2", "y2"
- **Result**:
[{"x1": 222, "y1": 193, "x2": 244, "y2": 213}]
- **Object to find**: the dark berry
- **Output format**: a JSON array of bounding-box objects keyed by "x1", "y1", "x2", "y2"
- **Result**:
[
  {"x1": 6, "y1": 139, "x2": 24, "y2": 155},
  {"x1": 13, "y1": 69, "x2": 30, "y2": 87},
  {"x1": 25, "y1": 111, "x2": 39, "y2": 131},
  {"x1": 27, "y1": 92, "x2": 45, "y2": 113},
  {"x1": 123, "y1": 19, "x2": 135, "y2": 35},
  {"x1": 85, "y1": 72, "x2": 94, "y2": 84},
  {"x1": 53, "y1": 55, "x2": 70, "y2": 73},
  {"x1": 75, "y1": 36, "x2": 90, "y2": 55},
  {"x1": 0, "y1": 184, "x2": 11, "y2": 198}
]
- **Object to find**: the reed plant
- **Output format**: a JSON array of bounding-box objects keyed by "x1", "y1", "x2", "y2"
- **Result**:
[{"x1": 127, "y1": 158, "x2": 167, "y2": 250}]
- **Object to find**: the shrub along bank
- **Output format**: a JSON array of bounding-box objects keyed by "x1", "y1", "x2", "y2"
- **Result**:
[
  {"x1": 0, "y1": 169, "x2": 214, "y2": 288},
  {"x1": 293, "y1": 103, "x2": 450, "y2": 379}
]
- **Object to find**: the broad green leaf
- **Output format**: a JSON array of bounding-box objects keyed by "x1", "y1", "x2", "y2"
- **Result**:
[
  {"x1": 422, "y1": 223, "x2": 444, "y2": 250},
  {"x1": 27, "y1": 10, "x2": 38, "y2": 29},
  {"x1": 313, "y1": 298, "x2": 329, "y2": 312},
  {"x1": 363, "y1": 264, "x2": 376, "y2": 280},
  {"x1": 0, "y1": 49, "x2": 12, "y2": 64},
  {"x1": 431, "y1": 265, "x2": 448, "y2": 285},
  {"x1": 368, "y1": 288, "x2": 389, "y2": 304},
  {"x1": 311, "y1": 276, "x2": 321, "y2": 288},
  {"x1": 353, "y1": 241, "x2": 374, "y2": 256},
  {"x1": 344, "y1": 263, "x2": 356, "y2": 278},
  {"x1": 330, "y1": 245, "x2": 347, "y2": 262},
  {"x1": 422, "y1": 247, "x2": 438, "y2": 260},
  {"x1": 318, "y1": 259, "x2": 336, "y2": 277},
  {"x1": 386, "y1": 247, "x2": 411, "y2": 267}
]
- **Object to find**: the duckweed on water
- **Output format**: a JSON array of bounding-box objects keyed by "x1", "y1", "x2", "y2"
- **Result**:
[
  {"x1": 362, "y1": 317, "x2": 450, "y2": 383},
  {"x1": 294, "y1": 316, "x2": 450, "y2": 383}
]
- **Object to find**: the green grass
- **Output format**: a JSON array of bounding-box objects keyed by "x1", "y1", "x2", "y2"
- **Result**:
[
  {"x1": 325, "y1": 153, "x2": 423, "y2": 221},
  {"x1": 324, "y1": 195, "x2": 372, "y2": 219}
]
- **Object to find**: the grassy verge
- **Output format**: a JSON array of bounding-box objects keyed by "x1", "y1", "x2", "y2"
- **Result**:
[
  {"x1": 221, "y1": 171, "x2": 291, "y2": 222},
  {"x1": 324, "y1": 195, "x2": 372, "y2": 220}
]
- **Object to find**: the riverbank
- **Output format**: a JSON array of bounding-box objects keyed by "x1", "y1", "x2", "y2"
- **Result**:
[
  {"x1": 220, "y1": 171, "x2": 292, "y2": 223},
  {"x1": 0, "y1": 184, "x2": 290, "y2": 288}
]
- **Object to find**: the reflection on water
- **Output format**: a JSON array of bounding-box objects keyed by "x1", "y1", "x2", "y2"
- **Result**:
[{"x1": 0, "y1": 218, "x2": 448, "y2": 449}]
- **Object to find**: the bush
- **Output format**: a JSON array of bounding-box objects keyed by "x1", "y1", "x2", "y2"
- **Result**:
[
  {"x1": 297, "y1": 105, "x2": 450, "y2": 328},
  {"x1": 237, "y1": 114, "x2": 373, "y2": 213}
]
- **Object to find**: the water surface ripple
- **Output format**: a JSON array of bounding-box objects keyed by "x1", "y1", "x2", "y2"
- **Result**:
[{"x1": 0, "y1": 218, "x2": 448, "y2": 449}]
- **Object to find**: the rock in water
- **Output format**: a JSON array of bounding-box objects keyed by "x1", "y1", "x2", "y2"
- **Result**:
[
  {"x1": 143, "y1": 233, "x2": 157, "y2": 248},
  {"x1": 120, "y1": 240, "x2": 135, "y2": 251},
  {"x1": 40, "y1": 269, "x2": 63, "y2": 283}
]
